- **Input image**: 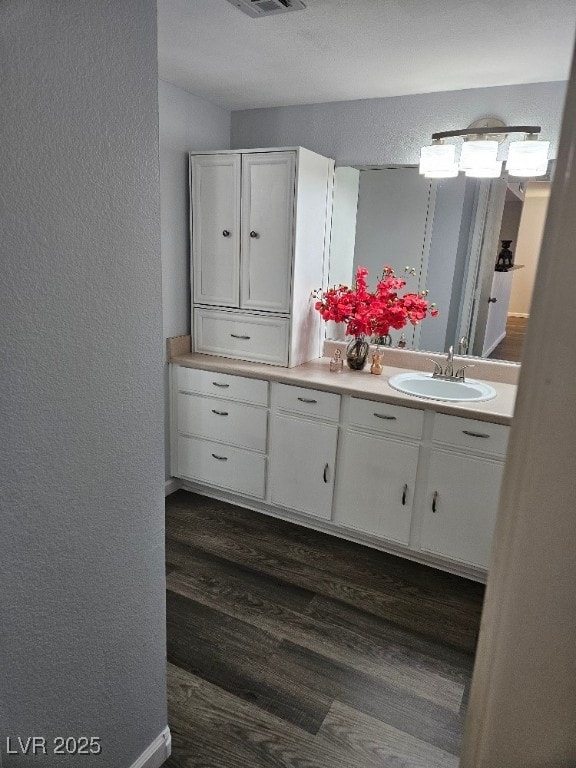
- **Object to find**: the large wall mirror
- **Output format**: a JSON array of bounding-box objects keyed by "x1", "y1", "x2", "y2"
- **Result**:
[{"x1": 327, "y1": 164, "x2": 552, "y2": 364}]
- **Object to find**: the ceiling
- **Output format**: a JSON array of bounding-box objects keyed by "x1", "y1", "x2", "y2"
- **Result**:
[{"x1": 158, "y1": 0, "x2": 576, "y2": 111}]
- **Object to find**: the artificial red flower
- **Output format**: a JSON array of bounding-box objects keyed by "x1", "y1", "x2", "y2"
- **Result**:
[{"x1": 314, "y1": 266, "x2": 437, "y2": 340}]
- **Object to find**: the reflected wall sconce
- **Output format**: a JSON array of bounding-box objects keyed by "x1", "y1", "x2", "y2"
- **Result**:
[{"x1": 419, "y1": 118, "x2": 550, "y2": 180}]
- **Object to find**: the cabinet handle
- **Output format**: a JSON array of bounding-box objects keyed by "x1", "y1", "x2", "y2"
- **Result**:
[
  {"x1": 250, "y1": 230, "x2": 259, "y2": 239},
  {"x1": 323, "y1": 463, "x2": 329, "y2": 483},
  {"x1": 211, "y1": 409, "x2": 229, "y2": 416},
  {"x1": 222, "y1": 230, "x2": 231, "y2": 237},
  {"x1": 374, "y1": 413, "x2": 397, "y2": 420},
  {"x1": 488, "y1": 297, "x2": 497, "y2": 303},
  {"x1": 402, "y1": 483, "x2": 408, "y2": 505},
  {"x1": 298, "y1": 397, "x2": 318, "y2": 404},
  {"x1": 230, "y1": 334, "x2": 251, "y2": 340},
  {"x1": 462, "y1": 430, "x2": 490, "y2": 439},
  {"x1": 432, "y1": 490, "x2": 438, "y2": 513},
  {"x1": 212, "y1": 382, "x2": 230, "y2": 388},
  {"x1": 211, "y1": 454, "x2": 228, "y2": 461}
]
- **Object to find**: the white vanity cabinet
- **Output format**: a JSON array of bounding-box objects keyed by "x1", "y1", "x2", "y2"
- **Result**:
[
  {"x1": 171, "y1": 362, "x2": 511, "y2": 581},
  {"x1": 268, "y1": 383, "x2": 340, "y2": 520},
  {"x1": 419, "y1": 415, "x2": 509, "y2": 568},
  {"x1": 190, "y1": 147, "x2": 334, "y2": 367},
  {"x1": 173, "y1": 367, "x2": 269, "y2": 499},
  {"x1": 334, "y1": 400, "x2": 423, "y2": 545}
]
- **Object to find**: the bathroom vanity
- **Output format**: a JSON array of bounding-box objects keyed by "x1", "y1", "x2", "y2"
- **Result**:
[{"x1": 169, "y1": 346, "x2": 516, "y2": 582}]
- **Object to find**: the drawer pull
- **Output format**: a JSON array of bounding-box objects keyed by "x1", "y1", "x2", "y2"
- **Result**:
[
  {"x1": 212, "y1": 382, "x2": 230, "y2": 388},
  {"x1": 297, "y1": 397, "x2": 318, "y2": 404},
  {"x1": 462, "y1": 430, "x2": 490, "y2": 439},
  {"x1": 211, "y1": 453, "x2": 228, "y2": 461},
  {"x1": 402, "y1": 483, "x2": 408, "y2": 505},
  {"x1": 230, "y1": 333, "x2": 251, "y2": 340},
  {"x1": 374, "y1": 413, "x2": 397, "y2": 421},
  {"x1": 211, "y1": 409, "x2": 229, "y2": 416},
  {"x1": 323, "y1": 463, "x2": 329, "y2": 483},
  {"x1": 432, "y1": 490, "x2": 438, "y2": 513}
]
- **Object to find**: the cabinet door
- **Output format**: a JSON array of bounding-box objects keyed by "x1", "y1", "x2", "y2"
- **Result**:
[
  {"x1": 420, "y1": 449, "x2": 504, "y2": 568},
  {"x1": 240, "y1": 152, "x2": 295, "y2": 313},
  {"x1": 269, "y1": 413, "x2": 337, "y2": 519},
  {"x1": 191, "y1": 154, "x2": 240, "y2": 307},
  {"x1": 334, "y1": 430, "x2": 419, "y2": 545}
]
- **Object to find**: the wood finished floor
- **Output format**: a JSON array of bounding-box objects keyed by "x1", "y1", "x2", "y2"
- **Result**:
[
  {"x1": 488, "y1": 315, "x2": 528, "y2": 362},
  {"x1": 165, "y1": 490, "x2": 484, "y2": 767}
]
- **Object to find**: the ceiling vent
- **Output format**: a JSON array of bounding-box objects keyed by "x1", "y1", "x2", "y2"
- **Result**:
[{"x1": 224, "y1": 0, "x2": 307, "y2": 19}]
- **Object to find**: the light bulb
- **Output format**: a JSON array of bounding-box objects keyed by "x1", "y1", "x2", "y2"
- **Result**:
[
  {"x1": 459, "y1": 140, "x2": 499, "y2": 172},
  {"x1": 419, "y1": 143, "x2": 455, "y2": 175},
  {"x1": 424, "y1": 165, "x2": 459, "y2": 178},
  {"x1": 506, "y1": 138, "x2": 550, "y2": 177},
  {"x1": 465, "y1": 160, "x2": 503, "y2": 178}
]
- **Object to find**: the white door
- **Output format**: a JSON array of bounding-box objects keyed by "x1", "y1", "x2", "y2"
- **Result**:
[
  {"x1": 268, "y1": 413, "x2": 337, "y2": 519},
  {"x1": 334, "y1": 430, "x2": 419, "y2": 545},
  {"x1": 240, "y1": 152, "x2": 295, "y2": 313},
  {"x1": 420, "y1": 449, "x2": 504, "y2": 568},
  {"x1": 191, "y1": 154, "x2": 241, "y2": 307},
  {"x1": 482, "y1": 271, "x2": 514, "y2": 356}
]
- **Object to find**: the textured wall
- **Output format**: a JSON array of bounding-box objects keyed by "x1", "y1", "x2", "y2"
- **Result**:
[
  {"x1": 159, "y1": 80, "x2": 231, "y2": 480},
  {"x1": 232, "y1": 81, "x2": 567, "y2": 165},
  {"x1": 0, "y1": 2, "x2": 166, "y2": 766}
]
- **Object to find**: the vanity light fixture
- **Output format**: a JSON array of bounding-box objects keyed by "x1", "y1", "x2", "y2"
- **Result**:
[{"x1": 419, "y1": 118, "x2": 550, "y2": 179}]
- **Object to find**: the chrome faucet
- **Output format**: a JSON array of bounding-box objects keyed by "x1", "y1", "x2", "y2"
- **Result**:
[{"x1": 427, "y1": 346, "x2": 474, "y2": 381}]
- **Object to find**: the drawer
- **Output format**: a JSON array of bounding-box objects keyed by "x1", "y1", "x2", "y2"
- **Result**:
[
  {"x1": 176, "y1": 366, "x2": 268, "y2": 406},
  {"x1": 194, "y1": 308, "x2": 289, "y2": 366},
  {"x1": 272, "y1": 383, "x2": 341, "y2": 421},
  {"x1": 177, "y1": 435, "x2": 266, "y2": 499},
  {"x1": 348, "y1": 398, "x2": 423, "y2": 439},
  {"x1": 432, "y1": 414, "x2": 510, "y2": 456},
  {"x1": 177, "y1": 393, "x2": 268, "y2": 452}
]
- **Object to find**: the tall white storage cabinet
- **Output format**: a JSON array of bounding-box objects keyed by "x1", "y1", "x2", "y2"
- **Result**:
[{"x1": 190, "y1": 148, "x2": 334, "y2": 367}]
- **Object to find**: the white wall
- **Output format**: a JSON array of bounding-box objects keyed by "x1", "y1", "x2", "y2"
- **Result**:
[
  {"x1": 508, "y1": 184, "x2": 551, "y2": 316},
  {"x1": 159, "y1": 80, "x2": 231, "y2": 479},
  {"x1": 232, "y1": 81, "x2": 567, "y2": 165},
  {"x1": 0, "y1": 2, "x2": 166, "y2": 767}
]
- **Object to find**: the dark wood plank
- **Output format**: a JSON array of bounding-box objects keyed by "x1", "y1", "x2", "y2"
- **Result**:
[
  {"x1": 166, "y1": 663, "x2": 417, "y2": 768},
  {"x1": 269, "y1": 640, "x2": 465, "y2": 756},
  {"x1": 166, "y1": 563, "x2": 467, "y2": 712},
  {"x1": 317, "y1": 701, "x2": 459, "y2": 768},
  {"x1": 166, "y1": 590, "x2": 333, "y2": 733},
  {"x1": 166, "y1": 493, "x2": 484, "y2": 652}
]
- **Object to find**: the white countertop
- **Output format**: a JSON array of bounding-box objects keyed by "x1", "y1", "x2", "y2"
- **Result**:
[{"x1": 171, "y1": 352, "x2": 516, "y2": 425}]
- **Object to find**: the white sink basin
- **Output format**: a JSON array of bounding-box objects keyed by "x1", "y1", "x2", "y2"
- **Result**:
[{"x1": 388, "y1": 372, "x2": 497, "y2": 402}]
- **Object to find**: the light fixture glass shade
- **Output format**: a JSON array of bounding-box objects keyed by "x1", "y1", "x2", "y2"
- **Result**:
[
  {"x1": 506, "y1": 139, "x2": 550, "y2": 177},
  {"x1": 465, "y1": 160, "x2": 503, "y2": 178},
  {"x1": 424, "y1": 165, "x2": 459, "y2": 178},
  {"x1": 419, "y1": 143, "x2": 455, "y2": 175},
  {"x1": 459, "y1": 140, "x2": 499, "y2": 172}
]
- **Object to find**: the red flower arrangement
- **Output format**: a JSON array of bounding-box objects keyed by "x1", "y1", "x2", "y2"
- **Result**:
[{"x1": 314, "y1": 265, "x2": 438, "y2": 340}]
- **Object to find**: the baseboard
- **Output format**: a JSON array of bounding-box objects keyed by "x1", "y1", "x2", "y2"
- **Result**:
[
  {"x1": 165, "y1": 478, "x2": 181, "y2": 496},
  {"x1": 129, "y1": 727, "x2": 171, "y2": 768}
]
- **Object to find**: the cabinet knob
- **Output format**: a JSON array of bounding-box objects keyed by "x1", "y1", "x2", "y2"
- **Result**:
[
  {"x1": 222, "y1": 230, "x2": 231, "y2": 237},
  {"x1": 250, "y1": 230, "x2": 259, "y2": 239}
]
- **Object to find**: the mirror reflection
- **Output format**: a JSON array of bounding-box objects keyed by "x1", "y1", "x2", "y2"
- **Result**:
[{"x1": 327, "y1": 165, "x2": 551, "y2": 363}]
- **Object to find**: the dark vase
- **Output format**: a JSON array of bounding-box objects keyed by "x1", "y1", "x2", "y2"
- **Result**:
[{"x1": 346, "y1": 337, "x2": 370, "y2": 370}]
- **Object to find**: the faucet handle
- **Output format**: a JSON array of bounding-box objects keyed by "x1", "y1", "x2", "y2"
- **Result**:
[
  {"x1": 455, "y1": 364, "x2": 475, "y2": 380},
  {"x1": 426, "y1": 358, "x2": 444, "y2": 377}
]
